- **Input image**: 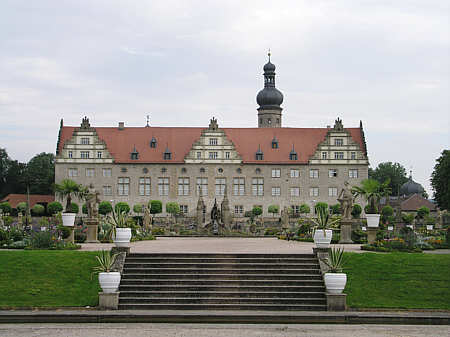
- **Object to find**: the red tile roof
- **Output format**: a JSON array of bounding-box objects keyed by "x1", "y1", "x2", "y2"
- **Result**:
[
  {"x1": 58, "y1": 125, "x2": 365, "y2": 164},
  {"x1": 0, "y1": 194, "x2": 55, "y2": 208},
  {"x1": 401, "y1": 194, "x2": 436, "y2": 212}
]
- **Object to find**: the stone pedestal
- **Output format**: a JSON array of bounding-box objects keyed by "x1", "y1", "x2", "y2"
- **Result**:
[
  {"x1": 85, "y1": 218, "x2": 99, "y2": 243},
  {"x1": 98, "y1": 292, "x2": 119, "y2": 310},
  {"x1": 111, "y1": 246, "x2": 130, "y2": 256},
  {"x1": 367, "y1": 228, "x2": 378, "y2": 244},
  {"x1": 339, "y1": 221, "x2": 354, "y2": 244},
  {"x1": 64, "y1": 228, "x2": 74, "y2": 244},
  {"x1": 326, "y1": 293, "x2": 347, "y2": 311}
]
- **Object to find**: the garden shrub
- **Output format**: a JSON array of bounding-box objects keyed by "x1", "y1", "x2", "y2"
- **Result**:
[
  {"x1": 69, "y1": 202, "x2": 79, "y2": 214},
  {"x1": 351, "y1": 204, "x2": 362, "y2": 218},
  {"x1": 330, "y1": 203, "x2": 342, "y2": 215},
  {"x1": 297, "y1": 223, "x2": 311, "y2": 235},
  {"x1": 252, "y1": 206, "x2": 263, "y2": 217},
  {"x1": 133, "y1": 203, "x2": 143, "y2": 214},
  {"x1": 149, "y1": 200, "x2": 163, "y2": 215},
  {"x1": 47, "y1": 201, "x2": 63, "y2": 215},
  {"x1": 264, "y1": 227, "x2": 280, "y2": 236},
  {"x1": 0, "y1": 202, "x2": 12, "y2": 214},
  {"x1": 9, "y1": 228, "x2": 23, "y2": 242},
  {"x1": 98, "y1": 201, "x2": 113, "y2": 215},
  {"x1": 315, "y1": 202, "x2": 328, "y2": 215},
  {"x1": 58, "y1": 226, "x2": 71, "y2": 239},
  {"x1": 151, "y1": 227, "x2": 165, "y2": 236},
  {"x1": 115, "y1": 202, "x2": 130, "y2": 214},
  {"x1": 30, "y1": 231, "x2": 54, "y2": 249},
  {"x1": 16, "y1": 202, "x2": 27, "y2": 214},
  {"x1": 299, "y1": 203, "x2": 310, "y2": 214},
  {"x1": 351, "y1": 229, "x2": 367, "y2": 244},
  {"x1": 82, "y1": 203, "x2": 88, "y2": 215},
  {"x1": 32, "y1": 204, "x2": 45, "y2": 216},
  {"x1": 0, "y1": 228, "x2": 8, "y2": 243}
]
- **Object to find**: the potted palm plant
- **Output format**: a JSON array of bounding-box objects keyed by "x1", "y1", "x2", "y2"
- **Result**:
[
  {"x1": 352, "y1": 178, "x2": 391, "y2": 228},
  {"x1": 54, "y1": 179, "x2": 84, "y2": 227},
  {"x1": 311, "y1": 208, "x2": 340, "y2": 248},
  {"x1": 92, "y1": 250, "x2": 120, "y2": 293},
  {"x1": 322, "y1": 247, "x2": 348, "y2": 294},
  {"x1": 106, "y1": 209, "x2": 132, "y2": 247}
]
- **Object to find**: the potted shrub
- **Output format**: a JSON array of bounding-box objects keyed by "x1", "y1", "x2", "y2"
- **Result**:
[
  {"x1": 106, "y1": 209, "x2": 132, "y2": 247},
  {"x1": 352, "y1": 179, "x2": 391, "y2": 228},
  {"x1": 322, "y1": 247, "x2": 348, "y2": 294},
  {"x1": 92, "y1": 250, "x2": 120, "y2": 293},
  {"x1": 311, "y1": 208, "x2": 340, "y2": 248},
  {"x1": 55, "y1": 179, "x2": 84, "y2": 227}
]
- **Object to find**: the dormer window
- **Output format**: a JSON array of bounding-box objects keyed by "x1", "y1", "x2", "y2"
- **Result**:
[
  {"x1": 150, "y1": 137, "x2": 157, "y2": 148},
  {"x1": 130, "y1": 147, "x2": 139, "y2": 160},
  {"x1": 289, "y1": 145, "x2": 297, "y2": 160},
  {"x1": 271, "y1": 137, "x2": 278, "y2": 149},
  {"x1": 255, "y1": 146, "x2": 264, "y2": 160},
  {"x1": 163, "y1": 146, "x2": 172, "y2": 160}
]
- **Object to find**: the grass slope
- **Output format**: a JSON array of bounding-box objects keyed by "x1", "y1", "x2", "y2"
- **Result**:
[
  {"x1": 345, "y1": 252, "x2": 450, "y2": 310},
  {"x1": 0, "y1": 251, "x2": 100, "y2": 307}
]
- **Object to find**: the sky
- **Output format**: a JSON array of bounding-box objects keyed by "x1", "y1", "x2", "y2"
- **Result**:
[{"x1": 0, "y1": 0, "x2": 448, "y2": 196}]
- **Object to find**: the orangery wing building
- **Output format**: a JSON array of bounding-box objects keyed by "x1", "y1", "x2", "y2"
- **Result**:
[{"x1": 55, "y1": 57, "x2": 369, "y2": 217}]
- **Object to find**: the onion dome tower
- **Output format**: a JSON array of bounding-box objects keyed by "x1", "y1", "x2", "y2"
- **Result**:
[
  {"x1": 256, "y1": 51, "x2": 284, "y2": 128},
  {"x1": 399, "y1": 171, "x2": 425, "y2": 197}
]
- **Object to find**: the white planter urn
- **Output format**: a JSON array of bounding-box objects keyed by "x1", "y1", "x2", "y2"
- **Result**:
[
  {"x1": 366, "y1": 214, "x2": 380, "y2": 228},
  {"x1": 324, "y1": 273, "x2": 347, "y2": 294},
  {"x1": 98, "y1": 272, "x2": 121, "y2": 293},
  {"x1": 62, "y1": 213, "x2": 76, "y2": 227},
  {"x1": 114, "y1": 228, "x2": 132, "y2": 247},
  {"x1": 313, "y1": 229, "x2": 333, "y2": 248}
]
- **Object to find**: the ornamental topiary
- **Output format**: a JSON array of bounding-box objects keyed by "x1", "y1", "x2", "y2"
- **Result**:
[
  {"x1": 32, "y1": 204, "x2": 45, "y2": 216},
  {"x1": 47, "y1": 201, "x2": 63, "y2": 215},
  {"x1": 115, "y1": 202, "x2": 130, "y2": 214},
  {"x1": 98, "y1": 201, "x2": 113, "y2": 215},
  {"x1": 0, "y1": 202, "x2": 12, "y2": 214}
]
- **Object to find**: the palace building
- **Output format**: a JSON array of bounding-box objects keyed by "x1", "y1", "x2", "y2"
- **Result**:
[{"x1": 55, "y1": 56, "x2": 369, "y2": 217}]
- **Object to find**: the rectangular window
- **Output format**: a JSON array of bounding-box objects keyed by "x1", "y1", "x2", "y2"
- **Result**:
[
  {"x1": 290, "y1": 187, "x2": 300, "y2": 197},
  {"x1": 349, "y1": 169, "x2": 358, "y2": 178},
  {"x1": 118, "y1": 177, "x2": 130, "y2": 196},
  {"x1": 103, "y1": 186, "x2": 112, "y2": 196},
  {"x1": 86, "y1": 168, "x2": 95, "y2": 177},
  {"x1": 291, "y1": 205, "x2": 300, "y2": 215},
  {"x1": 225, "y1": 152, "x2": 230, "y2": 159},
  {"x1": 272, "y1": 187, "x2": 281, "y2": 196},
  {"x1": 290, "y1": 169, "x2": 299, "y2": 178},
  {"x1": 309, "y1": 187, "x2": 319, "y2": 197},
  {"x1": 81, "y1": 137, "x2": 90, "y2": 145},
  {"x1": 178, "y1": 177, "x2": 190, "y2": 196},
  {"x1": 215, "y1": 178, "x2": 226, "y2": 196},
  {"x1": 252, "y1": 178, "x2": 264, "y2": 196},
  {"x1": 233, "y1": 177, "x2": 245, "y2": 196},
  {"x1": 271, "y1": 169, "x2": 281, "y2": 178},
  {"x1": 209, "y1": 152, "x2": 218, "y2": 159},
  {"x1": 197, "y1": 152, "x2": 202, "y2": 159},
  {"x1": 196, "y1": 177, "x2": 208, "y2": 196},
  {"x1": 322, "y1": 152, "x2": 327, "y2": 159},
  {"x1": 180, "y1": 205, "x2": 188, "y2": 214},
  {"x1": 334, "y1": 152, "x2": 344, "y2": 159},
  {"x1": 329, "y1": 169, "x2": 338, "y2": 178},
  {"x1": 329, "y1": 187, "x2": 338, "y2": 197},
  {"x1": 97, "y1": 151, "x2": 102, "y2": 159},
  {"x1": 68, "y1": 151, "x2": 73, "y2": 159},
  {"x1": 309, "y1": 169, "x2": 319, "y2": 178},
  {"x1": 234, "y1": 205, "x2": 244, "y2": 215},
  {"x1": 209, "y1": 138, "x2": 218, "y2": 145},
  {"x1": 334, "y1": 138, "x2": 343, "y2": 146},
  {"x1": 139, "y1": 177, "x2": 151, "y2": 196},
  {"x1": 103, "y1": 168, "x2": 112, "y2": 177},
  {"x1": 158, "y1": 177, "x2": 169, "y2": 196},
  {"x1": 68, "y1": 168, "x2": 78, "y2": 177},
  {"x1": 351, "y1": 152, "x2": 356, "y2": 160},
  {"x1": 80, "y1": 151, "x2": 90, "y2": 159}
]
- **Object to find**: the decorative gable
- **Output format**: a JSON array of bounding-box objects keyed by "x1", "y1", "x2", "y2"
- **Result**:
[
  {"x1": 55, "y1": 117, "x2": 114, "y2": 164},
  {"x1": 184, "y1": 118, "x2": 242, "y2": 164},
  {"x1": 309, "y1": 118, "x2": 368, "y2": 165}
]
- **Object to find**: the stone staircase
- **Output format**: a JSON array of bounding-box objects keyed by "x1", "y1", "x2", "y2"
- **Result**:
[{"x1": 118, "y1": 253, "x2": 326, "y2": 311}]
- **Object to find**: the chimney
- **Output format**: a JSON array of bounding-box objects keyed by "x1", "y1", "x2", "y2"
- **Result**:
[{"x1": 118, "y1": 122, "x2": 125, "y2": 130}]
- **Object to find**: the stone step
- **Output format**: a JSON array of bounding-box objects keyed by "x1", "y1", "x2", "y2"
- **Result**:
[
  {"x1": 118, "y1": 285, "x2": 326, "y2": 292},
  {"x1": 123, "y1": 263, "x2": 319, "y2": 269},
  {"x1": 118, "y1": 297, "x2": 326, "y2": 305},
  {"x1": 120, "y1": 279, "x2": 324, "y2": 286},
  {"x1": 122, "y1": 268, "x2": 321, "y2": 275},
  {"x1": 126, "y1": 253, "x2": 316, "y2": 259},
  {"x1": 117, "y1": 303, "x2": 327, "y2": 311},
  {"x1": 125, "y1": 257, "x2": 319, "y2": 264},
  {"x1": 121, "y1": 273, "x2": 323, "y2": 281},
  {"x1": 117, "y1": 291, "x2": 326, "y2": 299}
]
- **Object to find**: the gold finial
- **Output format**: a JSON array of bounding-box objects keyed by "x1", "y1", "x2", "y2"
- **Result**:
[{"x1": 268, "y1": 49, "x2": 271, "y2": 62}]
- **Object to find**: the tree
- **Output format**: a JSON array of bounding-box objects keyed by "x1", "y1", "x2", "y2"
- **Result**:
[
  {"x1": 369, "y1": 162, "x2": 408, "y2": 196},
  {"x1": 166, "y1": 202, "x2": 180, "y2": 221},
  {"x1": 431, "y1": 150, "x2": 450, "y2": 210},
  {"x1": 133, "y1": 203, "x2": 143, "y2": 214},
  {"x1": 352, "y1": 178, "x2": 391, "y2": 213},
  {"x1": 47, "y1": 201, "x2": 63, "y2": 215},
  {"x1": 26, "y1": 153, "x2": 55, "y2": 195},
  {"x1": 16, "y1": 202, "x2": 27, "y2": 214},
  {"x1": 54, "y1": 179, "x2": 83, "y2": 212},
  {"x1": 98, "y1": 201, "x2": 113, "y2": 215},
  {"x1": 0, "y1": 202, "x2": 12, "y2": 214},
  {"x1": 149, "y1": 200, "x2": 163, "y2": 215},
  {"x1": 417, "y1": 206, "x2": 430, "y2": 220},
  {"x1": 252, "y1": 206, "x2": 263, "y2": 217},
  {"x1": 402, "y1": 213, "x2": 415, "y2": 225},
  {"x1": 32, "y1": 204, "x2": 45, "y2": 216},
  {"x1": 351, "y1": 204, "x2": 362, "y2": 218},
  {"x1": 381, "y1": 205, "x2": 394, "y2": 223},
  {"x1": 114, "y1": 202, "x2": 130, "y2": 214},
  {"x1": 299, "y1": 204, "x2": 310, "y2": 214},
  {"x1": 268, "y1": 205, "x2": 279, "y2": 217},
  {"x1": 69, "y1": 202, "x2": 79, "y2": 214}
]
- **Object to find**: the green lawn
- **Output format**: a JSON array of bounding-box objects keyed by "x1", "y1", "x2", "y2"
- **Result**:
[
  {"x1": 0, "y1": 251, "x2": 100, "y2": 307},
  {"x1": 345, "y1": 252, "x2": 450, "y2": 310}
]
